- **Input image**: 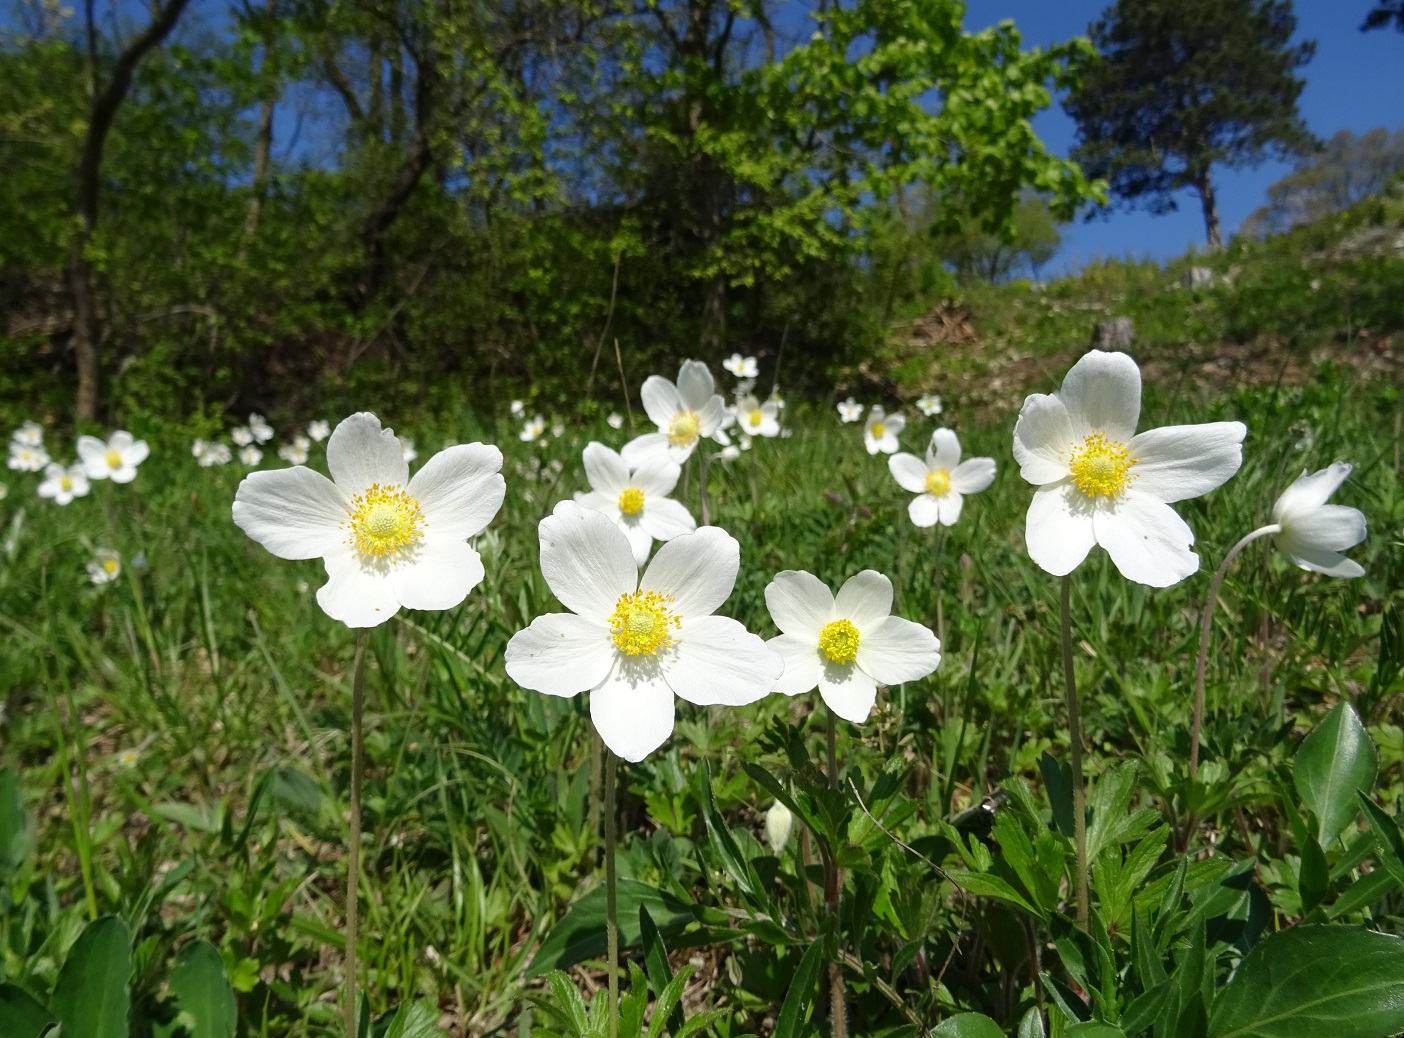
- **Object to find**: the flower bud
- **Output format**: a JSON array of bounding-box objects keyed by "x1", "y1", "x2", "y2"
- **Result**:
[{"x1": 765, "y1": 800, "x2": 794, "y2": 855}]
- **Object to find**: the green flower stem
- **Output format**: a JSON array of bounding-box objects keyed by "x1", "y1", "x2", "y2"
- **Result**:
[
  {"x1": 345, "y1": 629, "x2": 369, "y2": 1038},
  {"x1": 931, "y1": 525, "x2": 946, "y2": 648},
  {"x1": 1059, "y1": 575, "x2": 1089, "y2": 932},
  {"x1": 825, "y1": 707, "x2": 848, "y2": 1038},
  {"x1": 698, "y1": 447, "x2": 711, "y2": 527},
  {"x1": 604, "y1": 750, "x2": 620, "y2": 1038}
]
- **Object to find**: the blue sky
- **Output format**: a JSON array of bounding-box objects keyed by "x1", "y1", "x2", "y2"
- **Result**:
[{"x1": 964, "y1": 1, "x2": 1404, "y2": 272}]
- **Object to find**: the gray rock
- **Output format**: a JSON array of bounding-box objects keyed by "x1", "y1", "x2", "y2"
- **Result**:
[{"x1": 1091, "y1": 316, "x2": 1135, "y2": 350}]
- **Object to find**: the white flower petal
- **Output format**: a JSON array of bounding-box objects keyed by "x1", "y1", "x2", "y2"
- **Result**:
[
  {"x1": 1128, "y1": 422, "x2": 1246, "y2": 503},
  {"x1": 834, "y1": 570, "x2": 893, "y2": 631},
  {"x1": 583, "y1": 441, "x2": 631, "y2": 495},
  {"x1": 936, "y1": 492, "x2": 964, "y2": 526},
  {"x1": 232, "y1": 467, "x2": 348, "y2": 559},
  {"x1": 1283, "y1": 546, "x2": 1366, "y2": 578},
  {"x1": 327, "y1": 413, "x2": 408, "y2": 492},
  {"x1": 1012, "y1": 393, "x2": 1075, "y2": 484},
  {"x1": 818, "y1": 663, "x2": 877, "y2": 723},
  {"x1": 1277, "y1": 504, "x2": 1367, "y2": 554},
  {"x1": 1272, "y1": 463, "x2": 1353, "y2": 522},
  {"x1": 621, "y1": 433, "x2": 671, "y2": 469},
  {"x1": 1060, "y1": 350, "x2": 1141, "y2": 440},
  {"x1": 591, "y1": 661, "x2": 675, "y2": 762},
  {"x1": 951, "y1": 457, "x2": 996, "y2": 494},
  {"x1": 505, "y1": 613, "x2": 613, "y2": 697},
  {"x1": 765, "y1": 570, "x2": 835, "y2": 638},
  {"x1": 407, "y1": 442, "x2": 505, "y2": 539},
  {"x1": 769, "y1": 633, "x2": 823, "y2": 696},
  {"x1": 639, "y1": 497, "x2": 696, "y2": 542},
  {"x1": 667, "y1": 615, "x2": 783, "y2": 706},
  {"x1": 908, "y1": 495, "x2": 940, "y2": 527},
  {"x1": 886, "y1": 414, "x2": 907, "y2": 436},
  {"x1": 391, "y1": 539, "x2": 486, "y2": 611},
  {"x1": 641, "y1": 377, "x2": 682, "y2": 430},
  {"x1": 574, "y1": 490, "x2": 622, "y2": 521},
  {"x1": 1093, "y1": 491, "x2": 1198, "y2": 587},
  {"x1": 631, "y1": 456, "x2": 681, "y2": 498},
  {"x1": 640, "y1": 526, "x2": 737, "y2": 619},
  {"x1": 621, "y1": 518, "x2": 654, "y2": 568},
  {"x1": 856, "y1": 615, "x2": 941, "y2": 686},
  {"x1": 317, "y1": 546, "x2": 402, "y2": 627},
  {"x1": 929, "y1": 428, "x2": 961, "y2": 469},
  {"x1": 1025, "y1": 480, "x2": 1096, "y2": 576},
  {"x1": 676, "y1": 360, "x2": 715, "y2": 410},
  {"x1": 76, "y1": 435, "x2": 105, "y2": 466},
  {"x1": 888, "y1": 453, "x2": 929, "y2": 494},
  {"x1": 697, "y1": 395, "x2": 725, "y2": 437},
  {"x1": 539, "y1": 502, "x2": 638, "y2": 618}
]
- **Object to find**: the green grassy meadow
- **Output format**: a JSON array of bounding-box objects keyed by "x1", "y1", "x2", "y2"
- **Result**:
[{"x1": 1, "y1": 337, "x2": 1401, "y2": 1035}]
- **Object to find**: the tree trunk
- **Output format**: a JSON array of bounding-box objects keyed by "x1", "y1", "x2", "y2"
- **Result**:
[
  {"x1": 243, "y1": 0, "x2": 277, "y2": 238},
  {"x1": 1195, "y1": 167, "x2": 1222, "y2": 249}
]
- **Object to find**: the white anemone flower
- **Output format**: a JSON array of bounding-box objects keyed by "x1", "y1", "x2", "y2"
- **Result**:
[
  {"x1": 231, "y1": 427, "x2": 254, "y2": 447},
  {"x1": 8, "y1": 442, "x2": 50, "y2": 472},
  {"x1": 573, "y1": 441, "x2": 696, "y2": 567},
  {"x1": 505, "y1": 503, "x2": 783, "y2": 762},
  {"x1": 917, "y1": 395, "x2": 943, "y2": 417},
  {"x1": 38, "y1": 463, "x2": 90, "y2": 505},
  {"x1": 232, "y1": 412, "x2": 505, "y2": 628},
  {"x1": 520, "y1": 415, "x2": 545, "y2": 442},
  {"x1": 192, "y1": 438, "x2": 207, "y2": 460},
  {"x1": 837, "y1": 398, "x2": 863, "y2": 423},
  {"x1": 12, "y1": 421, "x2": 44, "y2": 447},
  {"x1": 736, "y1": 395, "x2": 781, "y2": 438},
  {"x1": 88, "y1": 548, "x2": 121, "y2": 585},
  {"x1": 77, "y1": 431, "x2": 149, "y2": 484},
  {"x1": 1012, "y1": 350, "x2": 1246, "y2": 587},
  {"x1": 308, "y1": 420, "x2": 331, "y2": 442},
  {"x1": 607, "y1": 412, "x2": 625, "y2": 430},
  {"x1": 238, "y1": 445, "x2": 263, "y2": 466},
  {"x1": 248, "y1": 414, "x2": 274, "y2": 443},
  {"x1": 723, "y1": 353, "x2": 759, "y2": 379},
  {"x1": 510, "y1": 400, "x2": 526, "y2": 418},
  {"x1": 863, "y1": 406, "x2": 904, "y2": 455},
  {"x1": 622, "y1": 360, "x2": 726, "y2": 467},
  {"x1": 278, "y1": 436, "x2": 311, "y2": 465},
  {"x1": 200, "y1": 442, "x2": 232, "y2": 467},
  {"x1": 1267, "y1": 462, "x2": 1367, "y2": 577},
  {"x1": 765, "y1": 570, "x2": 941, "y2": 722},
  {"x1": 889, "y1": 429, "x2": 996, "y2": 527}
]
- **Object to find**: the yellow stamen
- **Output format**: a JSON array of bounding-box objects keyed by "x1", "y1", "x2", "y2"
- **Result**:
[
  {"x1": 60, "y1": 476, "x2": 73, "y2": 491},
  {"x1": 818, "y1": 619, "x2": 860, "y2": 665},
  {"x1": 618, "y1": 487, "x2": 645, "y2": 515},
  {"x1": 608, "y1": 590, "x2": 681, "y2": 656},
  {"x1": 924, "y1": 468, "x2": 951, "y2": 495},
  {"x1": 667, "y1": 411, "x2": 701, "y2": 447},
  {"x1": 102, "y1": 559, "x2": 119, "y2": 575},
  {"x1": 749, "y1": 409, "x2": 763, "y2": 426},
  {"x1": 871, "y1": 422, "x2": 886, "y2": 439},
  {"x1": 1068, "y1": 432, "x2": 1136, "y2": 499},
  {"x1": 104, "y1": 449, "x2": 122, "y2": 469},
  {"x1": 345, "y1": 483, "x2": 425, "y2": 560}
]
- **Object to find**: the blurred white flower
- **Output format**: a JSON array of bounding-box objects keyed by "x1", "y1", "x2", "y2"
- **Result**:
[
  {"x1": 917, "y1": 395, "x2": 943, "y2": 417},
  {"x1": 38, "y1": 463, "x2": 90, "y2": 506},
  {"x1": 769, "y1": 388, "x2": 785, "y2": 410},
  {"x1": 248, "y1": 414, "x2": 274, "y2": 443},
  {"x1": 723, "y1": 353, "x2": 759, "y2": 379},
  {"x1": 736, "y1": 396, "x2": 781, "y2": 438},
  {"x1": 622, "y1": 361, "x2": 726, "y2": 467},
  {"x1": 1012, "y1": 350, "x2": 1245, "y2": 587},
  {"x1": 510, "y1": 400, "x2": 526, "y2": 418},
  {"x1": 11, "y1": 421, "x2": 44, "y2": 447},
  {"x1": 78, "y1": 431, "x2": 149, "y2": 484},
  {"x1": 551, "y1": 423, "x2": 565, "y2": 439},
  {"x1": 520, "y1": 415, "x2": 545, "y2": 442},
  {"x1": 716, "y1": 445, "x2": 741, "y2": 462},
  {"x1": 607, "y1": 412, "x2": 625, "y2": 430},
  {"x1": 278, "y1": 437, "x2": 311, "y2": 465},
  {"x1": 1269, "y1": 462, "x2": 1367, "y2": 577},
  {"x1": 88, "y1": 548, "x2": 121, "y2": 585},
  {"x1": 765, "y1": 800, "x2": 794, "y2": 854},
  {"x1": 739, "y1": 434, "x2": 752, "y2": 451},
  {"x1": 238, "y1": 445, "x2": 263, "y2": 466},
  {"x1": 863, "y1": 406, "x2": 904, "y2": 455},
  {"x1": 8, "y1": 442, "x2": 49, "y2": 472},
  {"x1": 192, "y1": 438, "x2": 208, "y2": 460},
  {"x1": 199, "y1": 442, "x2": 232, "y2": 467},
  {"x1": 308, "y1": 420, "x2": 331, "y2": 442},
  {"x1": 400, "y1": 437, "x2": 418, "y2": 462},
  {"x1": 573, "y1": 441, "x2": 696, "y2": 566},
  {"x1": 837, "y1": 398, "x2": 863, "y2": 423},
  {"x1": 889, "y1": 429, "x2": 995, "y2": 527},
  {"x1": 232, "y1": 426, "x2": 254, "y2": 447}
]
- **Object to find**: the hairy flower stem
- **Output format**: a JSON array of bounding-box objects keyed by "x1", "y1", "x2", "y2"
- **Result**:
[
  {"x1": 1188, "y1": 526, "x2": 1279, "y2": 796},
  {"x1": 931, "y1": 525, "x2": 946, "y2": 648},
  {"x1": 604, "y1": 750, "x2": 620, "y2": 1038},
  {"x1": 825, "y1": 707, "x2": 848, "y2": 1038},
  {"x1": 698, "y1": 448, "x2": 711, "y2": 527},
  {"x1": 1060, "y1": 575, "x2": 1089, "y2": 932},
  {"x1": 345, "y1": 629, "x2": 369, "y2": 1038}
]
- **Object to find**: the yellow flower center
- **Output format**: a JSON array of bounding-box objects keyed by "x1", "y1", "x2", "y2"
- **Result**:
[
  {"x1": 105, "y1": 449, "x2": 122, "y2": 469},
  {"x1": 345, "y1": 483, "x2": 425, "y2": 560},
  {"x1": 924, "y1": 468, "x2": 951, "y2": 495},
  {"x1": 102, "y1": 559, "x2": 119, "y2": 575},
  {"x1": 60, "y1": 476, "x2": 73, "y2": 490},
  {"x1": 1068, "y1": 432, "x2": 1136, "y2": 500},
  {"x1": 818, "y1": 619, "x2": 860, "y2": 665},
  {"x1": 618, "y1": 486, "x2": 645, "y2": 515},
  {"x1": 667, "y1": 411, "x2": 701, "y2": 447},
  {"x1": 749, "y1": 409, "x2": 763, "y2": 426},
  {"x1": 871, "y1": 423, "x2": 886, "y2": 439},
  {"x1": 608, "y1": 590, "x2": 681, "y2": 656}
]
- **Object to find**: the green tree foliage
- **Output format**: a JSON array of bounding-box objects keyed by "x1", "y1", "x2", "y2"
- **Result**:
[
  {"x1": 1065, "y1": 0, "x2": 1316, "y2": 248},
  {"x1": 1240, "y1": 126, "x2": 1404, "y2": 239},
  {"x1": 933, "y1": 190, "x2": 1064, "y2": 283},
  {"x1": 1362, "y1": 1, "x2": 1404, "y2": 32}
]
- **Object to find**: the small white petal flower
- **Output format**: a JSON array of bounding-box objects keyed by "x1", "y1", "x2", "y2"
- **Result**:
[
  {"x1": 520, "y1": 415, "x2": 545, "y2": 442},
  {"x1": 11, "y1": 421, "x2": 44, "y2": 447},
  {"x1": 735, "y1": 396, "x2": 781, "y2": 438},
  {"x1": 1268, "y1": 462, "x2": 1367, "y2": 577},
  {"x1": 7, "y1": 442, "x2": 49, "y2": 472},
  {"x1": 1012, "y1": 350, "x2": 1246, "y2": 587},
  {"x1": 863, "y1": 406, "x2": 904, "y2": 455},
  {"x1": 739, "y1": 434, "x2": 752, "y2": 451},
  {"x1": 37, "y1": 462, "x2": 90, "y2": 506},
  {"x1": 723, "y1": 353, "x2": 759, "y2": 379},
  {"x1": 837, "y1": 398, "x2": 863, "y2": 423},
  {"x1": 232, "y1": 412, "x2": 506, "y2": 628},
  {"x1": 238, "y1": 445, "x2": 263, "y2": 466},
  {"x1": 248, "y1": 414, "x2": 275, "y2": 443},
  {"x1": 88, "y1": 548, "x2": 121, "y2": 585},
  {"x1": 308, "y1": 420, "x2": 331, "y2": 442},
  {"x1": 200, "y1": 442, "x2": 232, "y2": 467},
  {"x1": 621, "y1": 361, "x2": 727, "y2": 467},
  {"x1": 769, "y1": 388, "x2": 785, "y2": 410},
  {"x1": 917, "y1": 395, "x2": 943, "y2": 417},
  {"x1": 510, "y1": 400, "x2": 526, "y2": 418},
  {"x1": 278, "y1": 440, "x2": 310, "y2": 465},
  {"x1": 231, "y1": 427, "x2": 254, "y2": 447},
  {"x1": 400, "y1": 437, "x2": 418, "y2": 462},
  {"x1": 573, "y1": 442, "x2": 696, "y2": 567},
  {"x1": 76, "y1": 431, "x2": 149, "y2": 484},
  {"x1": 764, "y1": 570, "x2": 940, "y2": 722},
  {"x1": 192, "y1": 438, "x2": 207, "y2": 459},
  {"x1": 716, "y1": 445, "x2": 741, "y2": 462},
  {"x1": 889, "y1": 429, "x2": 995, "y2": 528},
  {"x1": 765, "y1": 800, "x2": 794, "y2": 854},
  {"x1": 505, "y1": 503, "x2": 783, "y2": 762},
  {"x1": 551, "y1": 423, "x2": 566, "y2": 439},
  {"x1": 607, "y1": 412, "x2": 625, "y2": 430}
]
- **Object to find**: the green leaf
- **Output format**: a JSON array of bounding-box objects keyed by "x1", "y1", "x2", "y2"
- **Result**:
[
  {"x1": 0, "y1": 983, "x2": 52, "y2": 1038},
  {"x1": 1066, "y1": 1025, "x2": 1126, "y2": 1038},
  {"x1": 50, "y1": 915, "x2": 132, "y2": 1038},
  {"x1": 1297, "y1": 839, "x2": 1328, "y2": 914},
  {"x1": 772, "y1": 938, "x2": 825, "y2": 1038},
  {"x1": 639, "y1": 905, "x2": 684, "y2": 1036},
  {"x1": 1039, "y1": 752, "x2": 1075, "y2": 838},
  {"x1": 383, "y1": 999, "x2": 446, "y2": 1038},
  {"x1": 1356, "y1": 794, "x2": 1404, "y2": 894},
  {"x1": 1018, "y1": 1007, "x2": 1046, "y2": 1038},
  {"x1": 167, "y1": 940, "x2": 235, "y2": 1038},
  {"x1": 1207, "y1": 925, "x2": 1404, "y2": 1038},
  {"x1": 932, "y1": 1013, "x2": 1006, "y2": 1038},
  {"x1": 0, "y1": 768, "x2": 31, "y2": 878},
  {"x1": 528, "y1": 879, "x2": 694, "y2": 976},
  {"x1": 1293, "y1": 703, "x2": 1377, "y2": 847}
]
